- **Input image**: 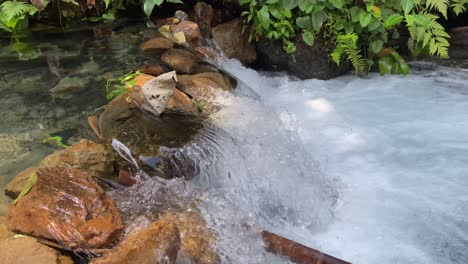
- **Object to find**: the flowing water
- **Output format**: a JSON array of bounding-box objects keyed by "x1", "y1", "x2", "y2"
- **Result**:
[{"x1": 0, "y1": 26, "x2": 467, "y2": 264}]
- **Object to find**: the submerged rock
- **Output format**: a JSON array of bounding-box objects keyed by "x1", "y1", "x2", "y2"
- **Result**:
[
  {"x1": 162, "y1": 48, "x2": 200, "y2": 74},
  {"x1": 91, "y1": 219, "x2": 180, "y2": 264},
  {"x1": 7, "y1": 166, "x2": 124, "y2": 251},
  {"x1": 0, "y1": 216, "x2": 74, "y2": 264},
  {"x1": 49, "y1": 76, "x2": 94, "y2": 99},
  {"x1": 212, "y1": 18, "x2": 256, "y2": 65},
  {"x1": 40, "y1": 139, "x2": 115, "y2": 178}
]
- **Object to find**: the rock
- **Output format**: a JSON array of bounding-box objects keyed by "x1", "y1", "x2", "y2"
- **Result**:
[
  {"x1": 40, "y1": 139, "x2": 115, "y2": 178},
  {"x1": 94, "y1": 94, "x2": 203, "y2": 158},
  {"x1": 0, "y1": 216, "x2": 74, "y2": 264},
  {"x1": 178, "y1": 71, "x2": 235, "y2": 97},
  {"x1": 134, "y1": 73, "x2": 156, "y2": 87},
  {"x1": 171, "y1": 21, "x2": 201, "y2": 43},
  {"x1": 212, "y1": 18, "x2": 256, "y2": 65},
  {"x1": 174, "y1": 10, "x2": 189, "y2": 22},
  {"x1": 139, "y1": 64, "x2": 166, "y2": 76},
  {"x1": 49, "y1": 76, "x2": 93, "y2": 99},
  {"x1": 162, "y1": 48, "x2": 200, "y2": 74},
  {"x1": 194, "y1": 2, "x2": 214, "y2": 41},
  {"x1": 254, "y1": 38, "x2": 350, "y2": 80},
  {"x1": 140, "y1": 37, "x2": 175, "y2": 52},
  {"x1": 4, "y1": 167, "x2": 38, "y2": 199},
  {"x1": 7, "y1": 166, "x2": 124, "y2": 251},
  {"x1": 91, "y1": 219, "x2": 180, "y2": 264},
  {"x1": 160, "y1": 211, "x2": 218, "y2": 264},
  {"x1": 261, "y1": 230, "x2": 351, "y2": 264}
]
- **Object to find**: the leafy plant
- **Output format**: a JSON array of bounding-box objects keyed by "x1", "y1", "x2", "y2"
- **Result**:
[
  {"x1": 0, "y1": 1, "x2": 38, "y2": 34},
  {"x1": 240, "y1": 0, "x2": 468, "y2": 76},
  {"x1": 105, "y1": 71, "x2": 141, "y2": 100}
]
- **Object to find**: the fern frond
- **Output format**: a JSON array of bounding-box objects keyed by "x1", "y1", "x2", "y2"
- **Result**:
[
  {"x1": 0, "y1": 1, "x2": 37, "y2": 21},
  {"x1": 332, "y1": 33, "x2": 366, "y2": 75},
  {"x1": 425, "y1": 0, "x2": 449, "y2": 19}
]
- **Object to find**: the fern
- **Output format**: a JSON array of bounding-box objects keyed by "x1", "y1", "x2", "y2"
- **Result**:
[
  {"x1": 425, "y1": 0, "x2": 449, "y2": 18},
  {"x1": 0, "y1": 1, "x2": 37, "y2": 21},
  {"x1": 331, "y1": 33, "x2": 366, "y2": 75},
  {"x1": 406, "y1": 12, "x2": 450, "y2": 58},
  {"x1": 451, "y1": 0, "x2": 468, "y2": 15}
]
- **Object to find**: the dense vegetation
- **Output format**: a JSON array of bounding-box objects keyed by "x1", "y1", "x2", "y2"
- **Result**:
[{"x1": 240, "y1": 0, "x2": 468, "y2": 75}]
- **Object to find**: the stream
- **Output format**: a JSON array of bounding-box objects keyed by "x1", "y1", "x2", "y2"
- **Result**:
[{"x1": 0, "y1": 26, "x2": 467, "y2": 264}]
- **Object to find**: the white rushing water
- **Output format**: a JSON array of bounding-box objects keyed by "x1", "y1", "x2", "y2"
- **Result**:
[{"x1": 185, "y1": 61, "x2": 468, "y2": 264}]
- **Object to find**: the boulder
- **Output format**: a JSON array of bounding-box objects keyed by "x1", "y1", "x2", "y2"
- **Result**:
[
  {"x1": 140, "y1": 37, "x2": 175, "y2": 52},
  {"x1": 91, "y1": 219, "x2": 180, "y2": 264},
  {"x1": 7, "y1": 166, "x2": 124, "y2": 251},
  {"x1": 0, "y1": 217, "x2": 73, "y2": 264},
  {"x1": 40, "y1": 139, "x2": 115, "y2": 178},
  {"x1": 160, "y1": 211, "x2": 218, "y2": 264},
  {"x1": 139, "y1": 64, "x2": 166, "y2": 76},
  {"x1": 212, "y1": 18, "x2": 257, "y2": 65},
  {"x1": 4, "y1": 167, "x2": 38, "y2": 199},
  {"x1": 254, "y1": 38, "x2": 350, "y2": 80},
  {"x1": 162, "y1": 48, "x2": 200, "y2": 74},
  {"x1": 171, "y1": 21, "x2": 201, "y2": 43},
  {"x1": 194, "y1": 2, "x2": 214, "y2": 41}
]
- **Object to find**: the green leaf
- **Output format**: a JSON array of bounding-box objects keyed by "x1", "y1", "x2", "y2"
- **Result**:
[
  {"x1": 302, "y1": 30, "x2": 314, "y2": 46},
  {"x1": 400, "y1": 0, "x2": 414, "y2": 14},
  {"x1": 167, "y1": 0, "x2": 183, "y2": 3},
  {"x1": 103, "y1": 0, "x2": 111, "y2": 9},
  {"x1": 370, "y1": 40, "x2": 383, "y2": 54},
  {"x1": 329, "y1": 0, "x2": 342, "y2": 9},
  {"x1": 296, "y1": 16, "x2": 312, "y2": 29},
  {"x1": 102, "y1": 12, "x2": 115, "y2": 22},
  {"x1": 311, "y1": 10, "x2": 326, "y2": 31},
  {"x1": 359, "y1": 12, "x2": 372, "y2": 27},
  {"x1": 383, "y1": 14, "x2": 403, "y2": 29},
  {"x1": 282, "y1": 0, "x2": 300, "y2": 10},
  {"x1": 12, "y1": 172, "x2": 38, "y2": 205},
  {"x1": 257, "y1": 6, "x2": 270, "y2": 28},
  {"x1": 143, "y1": 0, "x2": 156, "y2": 17}
]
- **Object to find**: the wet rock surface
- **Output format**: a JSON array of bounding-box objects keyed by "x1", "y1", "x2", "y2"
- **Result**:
[
  {"x1": 140, "y1": 37, "x2": 175, "y2": 52},
  {"x1": 212, "y1": 18, "x2": 256, "y2": 65},
  {"x1": 7, "y1": 166, "x2": 124, "y2": 251},
  {"x1": 91, "y1": 219, "x2": 180, "y2": 264},
  {"x1": 162, "y1": 48, "x2": 200, "y2": 74},
  {"x1": 255, "y1": 38, "x2": 350, "y2": 80},
  {"x1": 0, "y1": 216, "x2": 74, "y2": 264},
  {"x1": 40, "y1": 139, "x2": 115, "y2": 178}
]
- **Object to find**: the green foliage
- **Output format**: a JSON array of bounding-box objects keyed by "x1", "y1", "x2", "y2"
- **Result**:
[
  {"x1": 105, "y1": 71, "x2": 141, "y2": 100},
  {"x1": 240, "y1": 0, "x2": 468, "y2": 76},
  {"x1": 0, "y1": 1, "x2": 37, "y2": 33}
]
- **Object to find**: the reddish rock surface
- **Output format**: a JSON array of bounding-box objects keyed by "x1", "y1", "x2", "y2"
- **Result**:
[
  {"x1": 40, "y1": 139, "x2": 115, "y2": 178},
  {"x1": 4, "y1": 166, "x2": 39, "y2": 199},
  {"x1": 160, "y1": 211, "x2": 218, "y2": 264},
  {"x1": 0, "y1": 216, "x2": 74, "y2": 264},
  {"x1": 91, "y1": 219, "x2": 180, "y2": 264},
  {"x1": 7, "y1": 166, "x2": 124, "y2": 251}
]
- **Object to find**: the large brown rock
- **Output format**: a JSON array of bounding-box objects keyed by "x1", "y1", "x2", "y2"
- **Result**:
[
  {"x1": 171, "y1": 21, "x2": 201, "y2": 43},
  {"x1": 212, "y1": 18, "x2": 257, "y2": 64},
  {"x1": 162, "y1": 48, "x2": 200, "y2": 74},
  {"x1": 0, "y1": 217, "x2": 73, "y2": 264},
  {"x1": 40, "y1": 139, "x2": 115, "y2": 178},
  {"x1": 140, "y1": 37, "x2": 175, "y2": 52},
  {"x1": 4, "y1": 166, "x2": 38, "y2": 199},
  {"x1": 91, "y1": 219, "x2": 180, "y2": 264},
  {"x1": 7, "y1": 166, "x2": 124, "y2": 251},
  {"x1": 160, "y1": 211, "x2": 218, "y2": 264}
]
